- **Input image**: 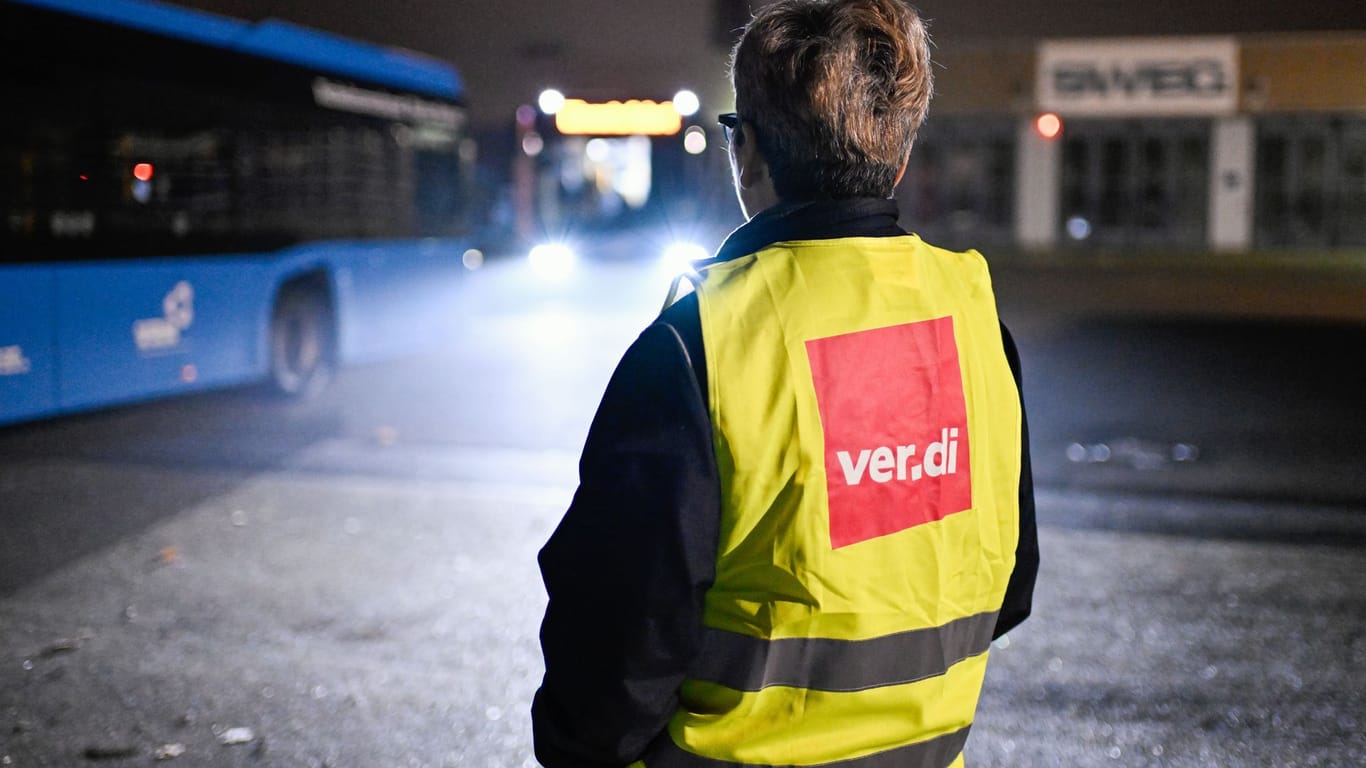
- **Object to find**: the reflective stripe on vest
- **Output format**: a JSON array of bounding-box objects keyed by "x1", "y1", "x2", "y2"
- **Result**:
[
  {"x1": 689, "y1": 610, "x2": 998, "y2": 692},
  {"x1": 644, "y1": 725, "x2": 972, "y2": 768},
  {"x1": 662, "y1": 235, "x2": 1021, "y2": 768}
]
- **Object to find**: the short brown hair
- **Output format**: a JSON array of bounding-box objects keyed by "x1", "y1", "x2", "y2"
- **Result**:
[{"x1": 730, "y1": 0, "x2": 933, "y2": 200}]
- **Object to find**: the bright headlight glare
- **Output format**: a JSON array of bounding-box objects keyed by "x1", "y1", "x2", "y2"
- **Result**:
[
  {"x1": 529, "y1": 242, "x2": 577, "y2": 279},
  {"x1": 661, "y1": 241, "x2": 709, "y2": 275}
]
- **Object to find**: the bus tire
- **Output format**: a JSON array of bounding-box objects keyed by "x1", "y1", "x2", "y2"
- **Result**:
[{"x1": 269, "y1": 286, "x2": 336, "y2": 399}]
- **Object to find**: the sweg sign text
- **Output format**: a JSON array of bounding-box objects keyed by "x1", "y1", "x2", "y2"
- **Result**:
[
  {"x1": 1037, "y1": 38, "x2": 1239, "y2": 117},
  {"x1": 1053, "y1": 59, "x2": 1229, "y2": 99}
]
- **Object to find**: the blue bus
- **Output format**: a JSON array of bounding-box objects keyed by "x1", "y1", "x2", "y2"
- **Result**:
[{"x1": 1, "y1": 0, "x2": 474, "y2": 426}]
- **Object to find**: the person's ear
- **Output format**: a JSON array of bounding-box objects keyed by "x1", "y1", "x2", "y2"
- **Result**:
[
  {"x1": 735, "y1": 124, "x2": 767, "y2": 190},
  {"x1": 731, "y1": 121, "x2": 746, "y2": 148},
  {"x1": 893, "y1": 154, "x2": 910, "y2": 187}
]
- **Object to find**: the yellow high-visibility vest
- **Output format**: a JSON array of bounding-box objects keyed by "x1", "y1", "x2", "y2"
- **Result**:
[{"x1": 641, "y1": 235, "x2": 1022, "y2": 768}]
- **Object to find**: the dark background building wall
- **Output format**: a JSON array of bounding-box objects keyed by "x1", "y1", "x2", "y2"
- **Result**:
[{"x1": 168, "y1": 0, "x2": 1366, "y2": 130}]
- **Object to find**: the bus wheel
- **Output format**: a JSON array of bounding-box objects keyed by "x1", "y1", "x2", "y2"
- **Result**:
[{"x1": 269, "y1": 287, "x2": 335, "y2": 398}]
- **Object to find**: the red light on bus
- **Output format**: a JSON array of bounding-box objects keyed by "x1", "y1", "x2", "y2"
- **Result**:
[
  {"x1": 133, "y1": 163, "x2": 155, "y2": 181},
  {"x1": 1035, "y1": 113, "x2": 1063, "y2": 140},
  {"x1": 79, "y1": 174, "x2": 89, "y2": 181}
]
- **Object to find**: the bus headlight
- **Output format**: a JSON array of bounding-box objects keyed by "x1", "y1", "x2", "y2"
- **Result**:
[
  {"x1": 528, "y1": 242, "x2": 577, "y2": 279},
  {"x1": 661, "y1": 241, "x2": 709, "y2": 277}
]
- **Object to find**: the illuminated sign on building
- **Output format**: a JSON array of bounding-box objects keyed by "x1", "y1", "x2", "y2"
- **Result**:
[
  {"x1": 1037, "y1": 37, "x2": 1239, "y2": 117},
  {"x1": 554, "y1": 99, "x2": 683, "y2": 136}
]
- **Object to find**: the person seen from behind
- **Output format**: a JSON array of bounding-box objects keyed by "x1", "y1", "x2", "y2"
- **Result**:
[{"x1": 532, "y1": 1, "x2": 1039, "y2": 766}]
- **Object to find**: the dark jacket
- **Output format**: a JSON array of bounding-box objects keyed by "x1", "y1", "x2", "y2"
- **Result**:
[{"x1": 532, "y1": 198, "x2": 1039, "y2": 768}]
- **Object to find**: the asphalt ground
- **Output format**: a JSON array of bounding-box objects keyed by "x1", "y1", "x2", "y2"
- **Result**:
[
  {"x1": 2, "y1": 444, "x2": 1364, "y2": 767},
  {"x1": 3, "y1": 244, "x2": 1366, "y2": 766}
]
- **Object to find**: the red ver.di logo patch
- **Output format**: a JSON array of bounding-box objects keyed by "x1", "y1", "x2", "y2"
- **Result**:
[{"x1": 806, "y1": 317, "x2": 971, "y2": 548}]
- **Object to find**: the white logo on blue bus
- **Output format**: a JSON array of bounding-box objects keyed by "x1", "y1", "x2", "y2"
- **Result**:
[
  {"x1": 133, "y1": 281, "x2": 195, "y2": 353},
  {"x1": 0, "y1": 345, "x2": 31, "y2": 376}
]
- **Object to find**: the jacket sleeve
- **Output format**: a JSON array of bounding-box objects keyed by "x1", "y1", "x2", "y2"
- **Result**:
[
  {"x1": 532, "y1": 320, "x2": 719, "y2": 768},
  {"x1": 993, "y1": 321, "x2": 1039, "y2": 638}
]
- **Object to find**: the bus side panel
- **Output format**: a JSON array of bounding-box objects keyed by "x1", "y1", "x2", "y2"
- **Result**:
[
  {"x1": 55, "y1": 259, "x2": 272, "y2": 412},
  {"x1": 283, "y1": 240, "x2": 464, "y2": 367},
  {"x1": 0, "y1": 267, "x2": 60, "y2": 425}
]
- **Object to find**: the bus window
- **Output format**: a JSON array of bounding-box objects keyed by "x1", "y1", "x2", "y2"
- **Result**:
[
  {"x1": 413, "y1": 129, "x2": 465, "y2": 237},
  {"x1": 0, "y1": 78, "x2": 101, "y2": 260}
]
